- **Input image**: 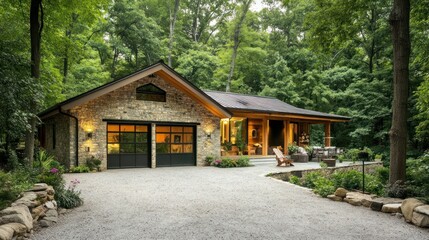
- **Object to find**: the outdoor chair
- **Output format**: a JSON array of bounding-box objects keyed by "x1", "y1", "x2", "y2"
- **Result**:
[{"x1": 273, "y1": 148, "x2": 294, "y2": 167}]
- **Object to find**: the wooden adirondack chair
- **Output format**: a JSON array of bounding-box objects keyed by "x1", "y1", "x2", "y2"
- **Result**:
[{"x1": 273, "y1": 148, "x2": 294, "y2": 167}]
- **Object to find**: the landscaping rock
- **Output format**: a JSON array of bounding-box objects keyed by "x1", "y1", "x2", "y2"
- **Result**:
[
  {"x1": 0, "y1": 225, "x2": 14, "y2": 240},
  {"x1": 30, "y1": 183, "x2": 48, "y2": 192},
  {"x1": 327, "y1": 195, "x2": 343, "y2": 201},
  {"x1": 1, "y1": 223, "x2": 27, "y2": 236},
  {"x1": 35, "y1": 191, "x2": 48, "y2": 199},
  {"x1": 401, "y1": 198, "x2": 424, "y2": 222},
  {"x1": 0, "y1": 205, "x2": 33, "y2": 230},
  {"x1": 31, "y1": 205, "x2": 46, "y2": 220},
  {"x1": 412, "y1": 212, "x2": 429, "y2": 228},
  {"x1": 414, "y1": 205, "x2": 429, "y2": 216},
  {"x1": 334, "y1": 188, "x2": 348, "y2": 198},
  {"x1": 344, "y1": 192, "x2": 373, "y2": 207},
  {"x1": 12, "y1": 192, "x2": 39, "y2": 208},
  {"x1": 381, "y1": 204, "x2": 402, "y2": 213},
  {"x1": 38, "y1": 220, "x2": 53, "y2": 228},
  {"x1": 47, "y1": 195, "x2": 54, "y2": 201},
  {"x1": 45, "y1": 210, "x2": 58, "y2": 219},
  {"x1": 44, "y1": 201, "x2": 56, "y2": 210},
  {"x1": 395, "y1": 213, "x2": 404, "y2": 219},
  {"x1": 370, "y1": 197, "x2": 403, "y2": 212},
  {"x1": 46, "y1": 186, "x2": 55, "y2": 196}
]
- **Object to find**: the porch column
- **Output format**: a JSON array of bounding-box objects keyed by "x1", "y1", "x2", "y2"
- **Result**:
[
  {"x1": 324, "y1": 122, "x2": 331, "y2": 147},
  {"x1": 284, "y1": 120, "x2": 289, "y2": 154},
  {"x1": 151, "y1": 123, "x2": 156, "y2": 168},
  {"x1": 262, "y1": 118, "x2": 269, "y2": 155}
]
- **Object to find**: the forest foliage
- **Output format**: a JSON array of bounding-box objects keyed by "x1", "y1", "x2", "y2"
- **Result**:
[{"x1": 0, "y1": 0, "x2": 429, "y2": 163}]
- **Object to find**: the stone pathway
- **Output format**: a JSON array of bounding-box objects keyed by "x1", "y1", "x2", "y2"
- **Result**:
[{"x1": 33, "y1": 162, "x2": 429, "y2": 240}]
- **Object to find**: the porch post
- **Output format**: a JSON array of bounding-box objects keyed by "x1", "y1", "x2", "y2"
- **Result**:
[
  {"x1": 284, "y1": 120, "x2": 289, "y2": 154},
  {"x1": 263, "y1": 118, "x2": 269, "y2": 155},
  {"x1": 324, "y1": 122, "x2": 331, "y2": 147},
  {"x1": 151, "y1": 123, "x2": 156, "y2": 168}
]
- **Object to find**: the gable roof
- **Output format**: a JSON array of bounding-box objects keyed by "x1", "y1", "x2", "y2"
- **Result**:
[
  {"x1": 204, "y1": 90, "x2": 350, "y2": 121},
  {"x1": 39, "y1": 61, "x2": 232, "y2": 119}
]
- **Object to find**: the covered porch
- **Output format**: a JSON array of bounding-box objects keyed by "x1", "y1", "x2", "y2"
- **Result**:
[{"x1": 219, "y1": 113, "x2": 337, "y2": 156}]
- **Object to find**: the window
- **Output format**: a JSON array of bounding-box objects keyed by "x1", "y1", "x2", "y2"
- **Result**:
[
  {"x1": 156, "y1": 126, "x2": 194, "y2": 154},
  {"x1": 136, "y1": 83, "x2": 166, "y2": 102},
  {"x1": 107, "y1": 124, "x2": 149, "y2": 154}
]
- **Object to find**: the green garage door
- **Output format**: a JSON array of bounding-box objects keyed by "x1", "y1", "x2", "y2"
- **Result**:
[
  {"x1": 107, "y1": 124, "x2": 150, "y2": 169},
  {"x1": 156, "y1": 125, "x2": 196, "y2": 167}
]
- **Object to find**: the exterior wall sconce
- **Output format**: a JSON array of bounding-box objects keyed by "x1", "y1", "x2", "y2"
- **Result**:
[
  {"x1": 85, "y1": 147, "x2": 90, "y2": 152},
  {"x1": 206, "y1": 130, "x2": 212, "y2": 139}
]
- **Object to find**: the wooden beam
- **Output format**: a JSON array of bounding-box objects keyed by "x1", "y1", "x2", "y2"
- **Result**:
[
  {"x1": 324, "y1": 122, "x2": 331, "y2": 147},
  {"x1": 284, "y1": 120, "x2": 289, "y2": 154},
  {"x1": 230, "y1": 110, "x2": 349, "y2": 122},
  {"x1": 262, "y1": 118, "x2": 269, "y2": 155}
]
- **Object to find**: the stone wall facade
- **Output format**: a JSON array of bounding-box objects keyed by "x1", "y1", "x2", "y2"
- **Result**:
[
  {"x1": 55, "y1": 75, "x2": 221, "y2": 169},
  {"x1": 43, "y1": 114, "x2": 71, "y2": 167}
]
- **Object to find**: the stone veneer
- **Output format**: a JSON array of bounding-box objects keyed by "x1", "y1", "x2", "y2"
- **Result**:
[
  {"x1": 43, "y1": 114, "x2": 71, "y2": 167},
  {"x1": 52, "y1": 75, "x2": 221, "y2": 169}
]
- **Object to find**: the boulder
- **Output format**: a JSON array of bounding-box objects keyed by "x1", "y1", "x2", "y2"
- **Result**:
[
  {"x1": 344, "y1": 192, "x2": 373, "y2": 207},
  {"x1": 370, "y1": 197, "x2": 404, "y2": 212},
  {"x1": 44, "y1": 201, "x2": 56, "y2": 210},
  {"x1": 1, "y1": 223, "x2": 27, "y2": 236},
  {"x1": 401, "y1": 198, "x2": 424, "y2": 222},
  {"x1": 35, "y1": 191, "x2": 47, "y2": 199},
  {"x1": 38, "y1": 220, "x2": 53, "y2": 228},
  {"x1": 381, "y1": 203, "x2": 402, "y2": 213},
  {"x1": 412, "y1": 212, "x2": 429, "y2": 228},
  {"x1": 414, "y1": 205, "x2": 429, "y2": 216},
  {"x1": 0, "y1": 205, "x2": 33, "y2": 230},
  {"x1": 12, "y1": 192, "x2": 39, "y2": 208},
  {"x1": 31, "y1": 205, "x2": 46, "y2": 220},
  {"x1": 334, "y1": 188, "x2": 348, "y2": 198},
  {"x1": 47, "y1": 195, "x2": 55, "y2": 201},
  {"x1": 46, "y1": 186, "x2": 55, "y2": 196},
  {"x1": 29, "y1": 183, "x2": 48, "y2": 192},
  {"x1": 45, "y1": 209, "x2": 58, "y2": 218},
  {"x1": 327, "y1": 195, "x2": 343, "y2": 201},
  {"x1": 0, "y1": 226, "x2": 13, "y2": 240}
]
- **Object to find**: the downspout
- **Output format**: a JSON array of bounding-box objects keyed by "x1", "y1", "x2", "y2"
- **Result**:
[{"x1": 58, "y1": 107, "x2": 79, "y2": 167}]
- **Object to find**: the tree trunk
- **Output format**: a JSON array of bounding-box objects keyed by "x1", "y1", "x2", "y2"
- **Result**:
[
  {"x1": 225, "y1": 0, "x2": 252, "y2": 92},
  {"x1": 26, "y1": 0, "x2": 43, "y2": 166},
  {"x1": 168, "y1": 0, "x2": 180, "y2": 67},
  {"x1": 389, "y1": 0, "x2": 410, "y2": 184}
]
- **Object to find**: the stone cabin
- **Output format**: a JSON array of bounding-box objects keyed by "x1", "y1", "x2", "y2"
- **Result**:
[{"x1": 38, "y1": 61, "x2": 350, "y2": 170}]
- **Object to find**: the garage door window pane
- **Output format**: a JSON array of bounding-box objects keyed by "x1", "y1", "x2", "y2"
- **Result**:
[
  {"x1": 120, "y1": 125, "x2": 135, "y2": 132},
  {"x1": 171, "y1": 144, "x2": 182, "y2": 153},
  {"x1": 183, "y1": 134, "x2": 192, "y2": 143},
  {"x1": 172, "y1": 134, "x2": 182, "y2": 143},
  {"x1": 156, "y1": 133, "x2": 170, "y2": 143},
  {"x1": 184, "y1": 127, "x2": 193, "y2": 133},
  {"x1": 184, "y1": 144, "x2": 193, "y2": 153},
  {"x1": 157, "y1": 126, "x2": 170, "y2": 132},
  {"x1": 171, "y1": 126, "x2": 183, "y2": 132},
  {"x1": 156, "y1": 143, "x2": 170, "y2": 153},
  {"x1": 108, "y1": 144, "x2": 120, "y2": 154},
  {"x1": 136, "y1": 144, "x2": 148, "y2": 153},
  {"x1": 120, "y1": 144, "x2": 135, "y2": 153},
  {"x1": 108, "y1": 124, "x2": 119, "y2": 132},
  {"x1": 108, "y1": 133, "x2": 120, "y2": 143},
  {"x1": 120, "y1": 133, "x2": 135, "y2": 143},
  {"x1": 136, "y1": 133, "x2": 148, "y2": 143},
  {"x1": 136, "y1": 125, "x2": 148, "y2": 132}
]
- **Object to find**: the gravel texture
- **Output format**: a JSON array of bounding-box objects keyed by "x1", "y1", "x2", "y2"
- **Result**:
[{"x1": 33, "y1": 162, "x2": 429, "y2": 240}]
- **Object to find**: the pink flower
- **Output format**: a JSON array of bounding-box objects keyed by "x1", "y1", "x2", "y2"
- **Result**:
[{"x1": 50, "y1": 168, "x2": 59, "y2": 173}]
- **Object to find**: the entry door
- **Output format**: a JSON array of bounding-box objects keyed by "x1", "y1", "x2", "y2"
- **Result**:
[
  {"x1": 156, "y1": 125, "x2": 195, "y2": 167},
  {"x1": 107, "y1": 124, "x2": 150, "y2": 169}
]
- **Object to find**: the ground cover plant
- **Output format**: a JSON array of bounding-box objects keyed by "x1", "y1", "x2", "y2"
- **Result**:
[{"x1": 212, "y1": 156, "x2": 250, "y2": 168}]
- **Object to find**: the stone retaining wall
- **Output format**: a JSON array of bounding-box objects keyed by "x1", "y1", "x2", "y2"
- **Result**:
[{"x1": 0, "y1": 183, "x2": 58, "y2": 240}]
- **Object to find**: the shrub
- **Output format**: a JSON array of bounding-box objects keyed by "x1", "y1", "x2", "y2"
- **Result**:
[
  {"x1": 70, "y1": 166, "x2": 90, "y2": 173},
  {"x1": 85, "y1": 156, "x2": 101, "y2": 171},
  {"x1": 406, "y1": 153, "x2": 429, "y2": 201},
  {"x1": 289, "y1": 175, "x2": 300, "y2": 185},
  {"x1": 375, "y1": 167, "x2": 389, "y2": 184},
  {"x1": 218, "y1": 158, "x2": 237, "y2": 168},
  {"x1": 330, "y1": 170, "x2": 362, "y2": 190},
  {"x1": 56, "y1": 179, "x2": 83, "y2": 209},
  {"x1": 364, "y1": 174, "x2": 384, "y2": 196},
  {"x1": 288, "y1": 143, "x2": 299, "y2": 155},
  {"x1": 0, "y1": 170, "x2": 33, "y2": 209},
  {"x1": 313, "y1": 177, "x2": 335, "y2": 197},
  {"x1": 205, "y1": 155, "x2": 214, "y2": 166},
  {"x1": 236, "y1": 156, "x2": 250, "y2": 167},
  {"x1": 319, "y1": 162, "x2": 328, "y2": 168},
  {"x1": 301, "y1": 171, "x2": 324, "y2": 188}
]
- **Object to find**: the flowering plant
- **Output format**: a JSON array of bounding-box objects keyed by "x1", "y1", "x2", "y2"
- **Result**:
[{"x1": 50, "y1": 168, "x2": 59, "y2": 174}]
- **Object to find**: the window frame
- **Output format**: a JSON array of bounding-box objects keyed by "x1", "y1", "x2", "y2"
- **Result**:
[{"x1": 136, "y1": 83, "x2": 166, "y2": 102}]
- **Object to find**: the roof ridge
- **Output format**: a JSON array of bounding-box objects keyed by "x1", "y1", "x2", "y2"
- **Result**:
[{"x1": 203, "y1": 90, "x2": 277, "y2": 99}]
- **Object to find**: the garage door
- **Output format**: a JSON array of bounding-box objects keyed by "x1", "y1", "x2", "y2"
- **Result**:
[
  {"x1": 156, "y1": 125, "x2": 196, "y2": 167},
  {"x1": 107, "y1": 124, "x2": 150, "y2": 169}
]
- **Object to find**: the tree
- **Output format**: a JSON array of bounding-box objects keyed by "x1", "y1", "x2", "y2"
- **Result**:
[
  {"x1": 168, "y1": 0, "x2": 180, "y2": 66},
  {"x1": 225, "y1": 0, "x2": 252, "y2": 92},
  {"x1": 389, "y1": 0, "x2": 410, "y2": 184}
]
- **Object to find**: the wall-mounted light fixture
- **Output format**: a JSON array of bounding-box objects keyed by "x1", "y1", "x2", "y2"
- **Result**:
[
  {"x1": 205, "y1": 130, "x2": 212, "y2": 139},
  {"x1": 85, "y1": 147, "x2": 90, "y2": 152}
]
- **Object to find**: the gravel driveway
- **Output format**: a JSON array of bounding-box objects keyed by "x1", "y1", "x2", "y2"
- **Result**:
[{"x1": 33, "y1": 163, "x2": 428, "y2": 240}]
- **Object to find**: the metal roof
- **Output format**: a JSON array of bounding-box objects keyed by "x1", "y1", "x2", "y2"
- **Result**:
[{"x1": 204, "y1": 90, "x2": 350, "y2": 121}]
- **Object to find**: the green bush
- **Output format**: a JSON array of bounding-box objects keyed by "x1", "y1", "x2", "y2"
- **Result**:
[
  {"x1": 85, "y1": 156, "x2": 101, "y2": 171},
  {"x1": 236, "y1": 156, "x2": 250, "y2": 167},
  {"x1": 288, "y1": 143, "x2": 299, "y2": 155},
  {"x1": 205, "y1": 155, "x2": 214, "y2": 165},
  {"x1": 331, "y1": 170, "x2": 362, "y2": 190},
  {"x1": 301, "y1": 171, "x2": 324, "y2": 188},
  {"x1": 0, "y1": 170, "x2": 33, "y2": 209},
  {"x1": 375, "y1": 167, "x2": 389, "y2": 184},
  {"x1": 70, "y1": 165, "x2": 90, "y2": 173},
  {"x1": 218, "y1": 158, "x2": 237, "y2": 168},
  {"x1": 313, "y1": 177, "x2": 335, "y2": 197},
  {"x1": 55, "y1": 179, "x2": 84, "y2": 209},
  {"x1": 289, "y1": 175, "x2": 300, "y2": 185},
  {"x1": 340, "y1": 148, "x2": 374, "y2": 162},
  {"x1": 406, "y1": 153, "x2": 429, "y2": 201},
  {"x1": 364, "y1": 174, "x2": 384, "y2": 196}
]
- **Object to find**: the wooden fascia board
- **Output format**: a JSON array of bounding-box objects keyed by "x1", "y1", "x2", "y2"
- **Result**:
[
  {"x1": 230, "y1": 110, "x2": 349, "y2": 123},
  {"x1": 155, "y1": 69, "x2": 231, "y2": 118},
  {"x1": 61, "y1": 65, "x2": 164, "y2": 110}
]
